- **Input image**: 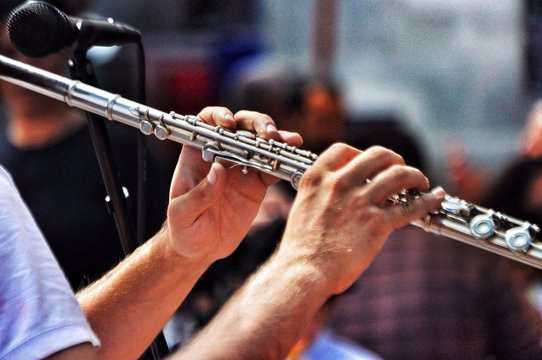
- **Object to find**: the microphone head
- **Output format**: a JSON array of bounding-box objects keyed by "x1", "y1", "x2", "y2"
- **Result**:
[{"x1": 7, "y1": 1, "x2": 75, "y2": 57}]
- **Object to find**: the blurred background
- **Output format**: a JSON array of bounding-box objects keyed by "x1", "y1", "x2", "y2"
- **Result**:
[
  {"x1": 3, "y1": 2, "x2": 542, "y2": 356},
  {"x1": 5, "y1": 0, "x2": 542, "y2": 188}
]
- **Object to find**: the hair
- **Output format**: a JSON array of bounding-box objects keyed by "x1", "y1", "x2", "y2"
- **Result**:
[{"x1": 226, "y1": 66, "x2": 306, "y2": 123}]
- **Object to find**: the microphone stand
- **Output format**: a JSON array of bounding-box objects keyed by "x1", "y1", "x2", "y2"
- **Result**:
[
  {"x1": 69, "y1": 49, "x2": 169, "y2": 359},
  {"x1": 68, "y1": 52, "x2": 138, "y2": 254}
]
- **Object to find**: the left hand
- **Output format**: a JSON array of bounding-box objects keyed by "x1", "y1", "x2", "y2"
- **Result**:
[
  {"x1": 165, "y1": 107, "x2": 302, "y2": 265},
  {"x1": 278, "y1": 144, "x2": 445, "y2": 296}
]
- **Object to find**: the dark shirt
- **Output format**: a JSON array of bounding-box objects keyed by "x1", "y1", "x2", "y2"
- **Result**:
[
  {"x1": 0, "y1": 125, "x2": 147, "y2": 290},
  {"x1": 329, "y1": 226, "x2": 542, "y2": 360}
]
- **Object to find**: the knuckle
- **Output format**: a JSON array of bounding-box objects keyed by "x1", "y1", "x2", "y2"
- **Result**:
[
  {"x1": 260, "y1": 113, "x2": 274, "y2": 124},
  {"x1": 327, "y1": 143, "x2": 343, "y2": 155},
  {"x1": 387, "y1": 164, "x2": 410, "y2": 181},
  {"x1": 328, "y1": 142, "x2": 345, "y2": 151},
  {"x1": 299, "y1": 171, "x2": 323, "y2": 189},
  {"x1": 366, "y1": 146, "x2": 404, "y2": 164},
  {"x1": 234, "y1": 109, "x2": 264, "y2": 119},
  {"x1": 199, "y1": 106, "x2": 214, "y2": 113},
  {"x1": 233, "y1": 109, "x2": 248, "y2": 119},
  {"x1": 389, "y1": 164, "x2": 423, "y2": 184},
  {"x1": 328, "y1": 142, "x2": 355, "y2": 156},
  {"x1": 328, "y1": 173, "x2": 350, "y2": 193},
  {"x1": 212, "y1": 106, "x2": 228, "y2": 112},
  {"x1": 302, "y1": 168, "x2": 351, "y2": 195},
  {"x1": 199, "y1": 106, "x2": 223, "y2": 117},
  {"x1": 365, "y1": 145, "x2": 389, "y2": 156}
]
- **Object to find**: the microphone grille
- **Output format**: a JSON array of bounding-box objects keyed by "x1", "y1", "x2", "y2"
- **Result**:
[{"x1": 7, "y1": 1, "x2": 74, "y2": 57}]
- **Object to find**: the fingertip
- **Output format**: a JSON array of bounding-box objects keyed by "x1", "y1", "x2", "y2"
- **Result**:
[
  {"x1": 416, "y1": 186, "x2": 445, "y2": 214},
  {"x1": 429, "y1": 186, "x2": 446, "y2": 201},
  {"x1": 207, "y1": 163, "x2": 219, "y2": 185},
  {"x1": 278, "y1": 130, "x2": 303, "y2": 147},
  {"x1": 197, "y1": 107, "x2": 236, "y2": 129},
  {"x1": 207, "y1": 162, "x2": 226, "y2": 187},
  {"x1": 423, "y1": 176, "x2": 430, "y2": 190},
  {"x1": 213, "y1": 110, "x2": 237, "y2": 130},
  {"x1": 219, "y1": 112, "x2": 236, "y2": 129}
]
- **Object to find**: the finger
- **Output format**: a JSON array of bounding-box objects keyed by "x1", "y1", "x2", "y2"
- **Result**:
[
  {"x1": 242, "y1": 130, "x2": 302, "y2": 187},
  {"x1": 277, "y1": 130, "x2": 303, "y2": 147},
  {"x1": 198, "y1": 108, "x2": 303, "y2": 146},
  {"x1": 366, "y1": 165, "x2": 430, "y2": 204},
  {"x1": 337, "y1": 146, "x2": 406, "y2": 188},
  {"x1": 308, "y1": 143, "x2": 360, "y2": 174},
  {"x1": 233, "y1": 110, "x2": 280, "y2": 140},
  {"x1": 168, "y1": 162, "x2": 227, "y2": 225},
  {"x1": 386, "y1": 186, "x2": 446, "y2": 229},
  {"x1": 169, "y1": 146, "x2": 209, "y2": 199},
  {"x1": 197, "y1": 106, "x2": 236, "y2": 129}
]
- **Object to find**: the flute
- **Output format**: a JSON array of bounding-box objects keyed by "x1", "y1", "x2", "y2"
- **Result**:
[{"x1": 1, "y1": 54, "x2": 541, "y2": 270}]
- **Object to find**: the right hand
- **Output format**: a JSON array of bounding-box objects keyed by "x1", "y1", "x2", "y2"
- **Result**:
[
  {"x1": 165, "y1": 107, "x2": 302, "y2": 266},
  {"x1": 278, "y1": 144, "x2": 445, "y2": 296}
]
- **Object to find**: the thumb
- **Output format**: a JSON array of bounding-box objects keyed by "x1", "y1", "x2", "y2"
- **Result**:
[{"x1": 168, "y1": 162, "x2": 227, "y2": 225}]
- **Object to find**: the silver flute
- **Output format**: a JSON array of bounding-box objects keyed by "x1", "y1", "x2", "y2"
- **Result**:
[{"x1": 1, "y1": 54, "x2": 542, "y2": 270}]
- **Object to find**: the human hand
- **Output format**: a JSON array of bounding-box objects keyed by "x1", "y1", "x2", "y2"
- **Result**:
[
  {"x1": 521, "y1": 100, "x2": 542, "y2": 158},
  {"x1": 446, "y1": 143, "x2": 487, "y2": 202},
  {"x1": 277, "y1": 144, "x2": 445, "y2": 296},
  {"x1": 165, "y1": 107, "x2": 302, "y2": 265}
]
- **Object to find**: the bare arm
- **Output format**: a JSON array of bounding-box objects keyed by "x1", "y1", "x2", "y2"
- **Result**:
[
  {"x1": 76, "y1": 107, "x2": 302, "y2": 360},
  {"x1": 76, "y1": 227, "x2": 209, "y2": 359},
  {"x1": 173, "y1": 144, "x2": 445, "y2": 360},
  {"x1": 45, "y1": 344, "x2": 97, "y2": 360},
  {"x1": 173, "y1": 250, "x2": 331, "y2": 359}
]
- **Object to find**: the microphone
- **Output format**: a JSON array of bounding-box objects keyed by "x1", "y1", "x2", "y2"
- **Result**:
[{"x1": 7, "y1": 1, "x2": 141, "y2": 57}]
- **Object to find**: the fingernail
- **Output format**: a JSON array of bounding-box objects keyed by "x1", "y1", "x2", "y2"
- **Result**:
[
  {"x1": 224, "y1": 113, "x2": 235, "y2": 123},
  {"x1": 266, "y1": 123, "x2": 278, "y2": 134},
  {"x1": 207, "y1": 163, "x2": 218, "y2": 185},
  {"x1": 430, "y1": 186, "x2": 446, "y2": 199}
]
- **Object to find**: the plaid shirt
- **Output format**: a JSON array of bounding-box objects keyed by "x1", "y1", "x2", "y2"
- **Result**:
[{"x1": 329, "y1": 226, "x2": 542, "y2": 360}]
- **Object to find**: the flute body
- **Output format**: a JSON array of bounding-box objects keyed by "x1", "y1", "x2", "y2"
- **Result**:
[{"x1": 1, "y1": 55, "x2": 541, "y2": 270}]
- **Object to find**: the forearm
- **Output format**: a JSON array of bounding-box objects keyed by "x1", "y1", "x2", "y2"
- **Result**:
[
  {"x1": 76, "y1": 226, "x2": 211, "y2": 360},
  {"x1": 172, "y1": 250, "x2": 332, "y2": 360}
]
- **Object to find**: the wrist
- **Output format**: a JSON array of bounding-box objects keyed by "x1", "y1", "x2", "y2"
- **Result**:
[
  {"x1": 274, "y1": 231, "x2": 359, "y2": 297},
  {"x1": 270, "y1": 244, "x2": 335, "y2": 302},
  {"x1": 152, "y1": 224, "x2": 214, "y2": 275}
]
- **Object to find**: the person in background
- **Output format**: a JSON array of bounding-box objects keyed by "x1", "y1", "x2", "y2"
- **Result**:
[
  {"x1": 445, "y1": 141, "x2": 488, "y2": 202},
  {"x1": 446, "y1": 97, "x2": 542, "y2": 203},
  {"x1": 520, "y1": 99, "x2": 542, "y2": 159},
  {"x1": 0, "y1": 0, "x2": 171, "y2": 291}
]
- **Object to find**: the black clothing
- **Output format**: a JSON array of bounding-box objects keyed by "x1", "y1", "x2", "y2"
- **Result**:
[{"x1": 0, "y1": 124, "x2": 153, "y2": 290}]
